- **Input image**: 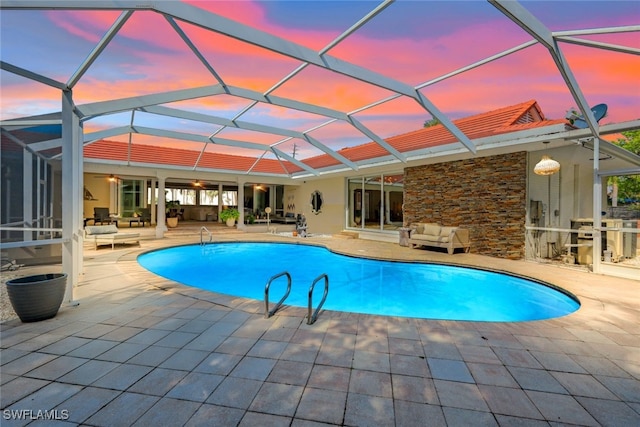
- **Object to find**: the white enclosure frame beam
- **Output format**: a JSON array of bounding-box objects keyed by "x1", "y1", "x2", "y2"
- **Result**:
[
  {"x1": 61, "y1": 90, "x2": 82, "y2": 305},
  {"x1": 490, "y1": 0, "x2": 601, "y2": 138},
  {"x1": 66, "y1": 11, "x2": 133, "y2": 88}
]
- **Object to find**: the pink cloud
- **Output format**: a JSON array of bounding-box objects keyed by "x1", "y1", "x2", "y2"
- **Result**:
[
  {"x1": 4, "y1": 1, "x2": 638, "y2": 157},
  {"x1": 47, "y1": 10, "x2": 122, "y2": 44}
]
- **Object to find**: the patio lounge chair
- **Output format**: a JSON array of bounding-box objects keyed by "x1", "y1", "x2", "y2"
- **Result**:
[{"x1": 93, "y1": 207, "x2": 113, "y2": 225}]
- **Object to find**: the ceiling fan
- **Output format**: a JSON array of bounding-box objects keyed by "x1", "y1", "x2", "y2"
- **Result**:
[
  {"x1": 192, "y1": 179, "x2": 213, "y2": 189},
  {"x1": 92, "y1": 173, "x2": 120, "y2": 182}
]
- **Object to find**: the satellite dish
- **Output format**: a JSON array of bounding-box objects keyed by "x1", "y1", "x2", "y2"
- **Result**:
[{"x1": 567, "y1": 104, "x2": 607, "y2": 129}]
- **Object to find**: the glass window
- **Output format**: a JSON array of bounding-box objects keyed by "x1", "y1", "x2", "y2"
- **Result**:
[
  {"x1": 221, "y1": 190, "x2": 237, "y2": 207},
  {"x1": 199, "y1": 189, "x2": 219, "y2": 206},
  {"x1": 382, "y1": 174, "x2": 404, "y2": 230},
  {"x1": 275, "y1": 185, "x2": 284, "y2": 216},
  {"x1": 120, "y1": 179, "x2": 144, "y2": 217},
  {"x1": 165, "y1": 188, "x2": 196, "y2": 205}
]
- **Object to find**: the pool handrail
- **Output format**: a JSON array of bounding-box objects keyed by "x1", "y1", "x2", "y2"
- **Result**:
[
  {"x1": 200, "y1": 226, "x2": 213, "y2": 246},
  {"x1": 264, "y1": 271, "x2": 292, "y2": 318},
  {"x1": 308, "y1": 273, "x2": 329, "y2": 325}
]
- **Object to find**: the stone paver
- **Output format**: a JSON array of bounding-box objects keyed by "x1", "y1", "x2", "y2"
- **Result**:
[{"x1": 1, "y1": 232, "x2": 638, "y2": 426}]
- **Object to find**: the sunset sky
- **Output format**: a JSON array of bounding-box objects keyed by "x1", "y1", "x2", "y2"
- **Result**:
[{"x1": 1, "y1": 0, "x2": 639, "y2": 160}]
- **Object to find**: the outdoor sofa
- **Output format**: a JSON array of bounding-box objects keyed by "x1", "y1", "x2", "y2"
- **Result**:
[
  {"x1": 408, "y1": 222, "x2": 471, "y2": 254},
  {"x1": 271, "y1": 213, "x2": 297, "y2": 224},
  {"x1": 85, "y1": 224, "x2": 140, "y2": 250}
]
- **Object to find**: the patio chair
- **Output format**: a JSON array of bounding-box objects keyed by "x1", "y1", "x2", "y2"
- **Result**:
[
  {"x1": 139, "y1": 207, "x2": 151, "y2": 226},
  {"x1": 93, "y1": 207, "x2": 112, "y2": 225}
]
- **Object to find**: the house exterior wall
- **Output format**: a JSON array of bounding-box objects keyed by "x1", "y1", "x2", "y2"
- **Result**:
[
  {"x1": 404, "y1": 152, "x2": 528, "y2": 259},
  {"x1": 290, "y1": 177, "x2": 346, "y2": 235},
  {"x1": 82, "y1": 175, "x2": 111, "y2": 220},
  {"x1": 527, "y1": 145, "x2": 600, "y2": 226}
]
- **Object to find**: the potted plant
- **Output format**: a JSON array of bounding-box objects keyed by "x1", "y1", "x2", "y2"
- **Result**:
[
  {"x1": 220, "y1": 207, "x2": 240, "y2": 227},
  {"x1": 166, "y1": 200, "x2": 180, "y2": 228},
  {"x1": 5, "y1": 273, "x2": 67, "y2": 322}
]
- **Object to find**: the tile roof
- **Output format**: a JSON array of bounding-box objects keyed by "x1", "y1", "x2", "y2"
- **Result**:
[
  {"x1": 303, "y1": 100, "x2": 564, "y2": 170},
  {"x1": 84, "y1": 100, "x2": 563, "y2": 176},
  {"x1": 84, "y1": 141, "x2": 289, "y2": 175}
]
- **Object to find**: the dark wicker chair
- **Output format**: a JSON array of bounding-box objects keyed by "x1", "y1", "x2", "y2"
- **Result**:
[
  {"x1": 93, "y1": 207, "x2": 112, "y2": 225},
  {"x1": 139, "y1": 208, "x2": 151, "y2": 226}
]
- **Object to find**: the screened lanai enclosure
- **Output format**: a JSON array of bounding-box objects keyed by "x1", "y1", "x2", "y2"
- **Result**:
[{"x1": 1, "y1": 0, "x2": 639, "y2": 300}]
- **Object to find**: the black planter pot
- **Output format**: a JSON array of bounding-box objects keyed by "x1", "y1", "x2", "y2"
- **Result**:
[{"x1": 5, "y1": 273, "x2": 67, "y2": 322}]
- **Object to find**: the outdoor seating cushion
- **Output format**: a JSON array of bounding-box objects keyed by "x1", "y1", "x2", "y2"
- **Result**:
[
  {"x1": 408, "y1": 222, "x2": 470, "y2": 254},
  {"x1": 85, "y1": 224, "x2": 140, "y2": 249},
  {"x1": 85, "y1": 224, "x2": 119, "y2": 235},
  {"x1": 410, "y1": 233, "x2": 451, "y2": 243}
]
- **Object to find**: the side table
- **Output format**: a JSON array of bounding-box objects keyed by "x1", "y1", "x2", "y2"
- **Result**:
[{"x1": 398, "y1": 227, "x2": 411, "y2": 247}]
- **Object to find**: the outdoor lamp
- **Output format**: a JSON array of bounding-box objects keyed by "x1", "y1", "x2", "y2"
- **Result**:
[{"x1": 534, "y1": 142, "x2": 560, "y2": 176}]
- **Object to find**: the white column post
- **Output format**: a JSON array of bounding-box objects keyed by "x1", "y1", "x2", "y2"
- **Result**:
[
  {"x1": 22, "y1": 149, "x2": 33, "y2": 242},
  {"x1": 592, "y1": 138, "x2": 602, "y2": 274},
  {"x1": 217, "y1": 183, "x2": 223, "y2": 222},
  {"x1": 61, "y1": 89, "x2": 82, "y2": 305},
  {"x1": 150, "y1": 178, "x2": 157, "y2": 224},
  {"x1": 237, "y1": 180, "x2": 245, "y2": 229},
  {"x1": 156, "y1": 176, "x2": 167, "y2": 238},
  {"x1": 385, "y1": 189, "x2": 391, "y2": 225},
  {"x1": 109, "y1": 179, "x2": 118, "y2": 215}
]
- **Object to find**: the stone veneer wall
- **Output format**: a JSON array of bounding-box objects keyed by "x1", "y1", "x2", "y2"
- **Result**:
[{"x1": 404, "y1": 152, "x2": 527, "y2": 259}]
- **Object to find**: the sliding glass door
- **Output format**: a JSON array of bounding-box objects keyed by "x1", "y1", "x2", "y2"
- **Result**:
[{"x1": 348, "y1": 173, "x2": 404, "y2": 231}]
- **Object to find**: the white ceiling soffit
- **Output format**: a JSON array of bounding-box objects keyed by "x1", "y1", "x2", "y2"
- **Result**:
[{"x1": 1, "y1": 0, "x2": 638, "y2": 177}]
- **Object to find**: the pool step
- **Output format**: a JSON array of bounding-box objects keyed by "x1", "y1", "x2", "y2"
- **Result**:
[{"x1": 333, "y1": 231, "x2": 359, "y2": 239}]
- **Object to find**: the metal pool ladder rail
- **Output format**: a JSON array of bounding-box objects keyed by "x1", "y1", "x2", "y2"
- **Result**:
[
  {"x1": 308, "y1": 273, "x2": 329, "y2": 325},
  {"x1": 264, "y1": 271, "x2": 291, "y2": 318},
  {"x1": 200, "y1": 226, "x2": 212, "y2": 246}
]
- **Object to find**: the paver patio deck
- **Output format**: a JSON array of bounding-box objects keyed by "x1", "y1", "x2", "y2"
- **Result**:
[{"x1": 1, "y1": 229, "x2": 638, "y2": 426}]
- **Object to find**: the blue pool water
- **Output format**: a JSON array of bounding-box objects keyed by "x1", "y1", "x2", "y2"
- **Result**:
[{"x1": 137, "y1": 242, "x2": 579, "y2": 322}]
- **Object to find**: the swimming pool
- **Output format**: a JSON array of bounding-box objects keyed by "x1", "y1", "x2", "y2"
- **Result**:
[{"x1": 137, "y1": 242, "x2": 580, "y2": 322}]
